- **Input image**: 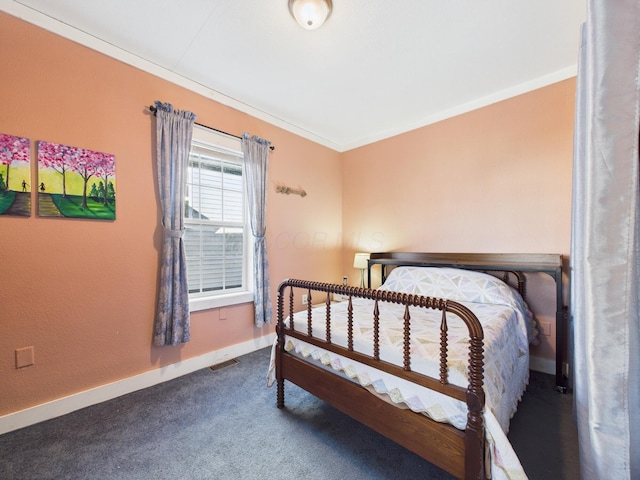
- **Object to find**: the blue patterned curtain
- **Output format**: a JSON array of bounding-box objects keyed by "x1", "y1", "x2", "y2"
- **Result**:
[
  {"x1": 242, "y1": 133, "x2": 272, "y2": 327},
  {"x1": 153, "y1": 101, "x2": 196, "y2": 346}
]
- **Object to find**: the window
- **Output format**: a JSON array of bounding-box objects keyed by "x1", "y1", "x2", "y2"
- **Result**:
[{"x1": 184, "y1": 125, "x2": 253, "y2": 311}]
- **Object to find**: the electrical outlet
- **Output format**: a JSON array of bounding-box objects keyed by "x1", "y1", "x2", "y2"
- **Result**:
[
  {"x1": 342, "y1": 276, "x2": 348, "y2": 285},
  {"x1": 539, "y1": 321, "x2": 552, "y2": 336},
  {"x1": 15, "y1": 346, "x2": 35, "y2": 368},
  {"x1": 302, "y1": 294, "x2": 309, "y2": 305}
]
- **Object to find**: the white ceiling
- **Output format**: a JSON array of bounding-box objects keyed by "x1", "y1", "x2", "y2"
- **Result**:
[{"x1": 2, "y1": 0, "x2": 585, "y2": 152}]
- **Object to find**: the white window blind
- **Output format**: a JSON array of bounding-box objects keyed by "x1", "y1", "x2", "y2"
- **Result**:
[{"x1": 184, "y1": 126, "x2": 252, "y2": 308}]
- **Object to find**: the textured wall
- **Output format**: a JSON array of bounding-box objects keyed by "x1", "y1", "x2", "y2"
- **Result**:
[
  {"x1": 0, "y1": 13, "x2": 342, "y2": 416},
  {"x1": 341, "y1": 79, "x2": 575, "y2": 362}
]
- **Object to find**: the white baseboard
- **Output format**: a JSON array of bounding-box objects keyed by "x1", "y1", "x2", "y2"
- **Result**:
[
  {"x1": 0, "y1": 333, "x2": 276, "y2": 436},
  {"x1": 0, "y1": 337, "x2": 562, "y2": 436},
  {"x1": 529, "y1": 355, "x2": 556, "y2": 375}
]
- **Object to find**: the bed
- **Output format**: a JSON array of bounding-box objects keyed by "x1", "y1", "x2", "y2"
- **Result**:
[{"x1": 267, "y1": 252, "x2": 564, "y2": 480}]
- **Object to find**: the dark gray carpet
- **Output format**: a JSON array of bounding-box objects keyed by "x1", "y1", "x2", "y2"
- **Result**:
[
  {"x1": 0, "y1": 347, "x2": 578, "y2": 479},
  {"x1": 508, "y1": 369, "x2": 580, "y2": 479}
]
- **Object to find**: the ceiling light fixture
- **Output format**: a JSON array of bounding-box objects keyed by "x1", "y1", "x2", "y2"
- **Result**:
[{"x1": 288, "y1": 0, "x2": 332, "y2": 30}]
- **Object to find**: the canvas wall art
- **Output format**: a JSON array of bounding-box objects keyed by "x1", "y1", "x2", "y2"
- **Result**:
[
  {"x1": 37, "y1": 141, "x2": 116, "y2": 220},
  {"x1": 0, "y1": 132, "x2": 31, "y2": 217}
]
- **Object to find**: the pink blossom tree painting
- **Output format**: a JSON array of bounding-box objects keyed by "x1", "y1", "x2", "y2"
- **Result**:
[
  {"x1": 0, "y1": 132, "x2": 31, "y2": 217},
  {"x1": 37, "y1": 140, "x2": 116, "y2": 220}
]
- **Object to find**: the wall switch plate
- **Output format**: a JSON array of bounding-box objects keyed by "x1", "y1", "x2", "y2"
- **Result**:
[{"x1": 302, "y1": 294, "x2": 309, "y2": 305}]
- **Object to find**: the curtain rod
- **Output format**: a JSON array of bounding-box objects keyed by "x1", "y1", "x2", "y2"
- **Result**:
[{"x1": 148, "y1": 105, "x2": 274, "y2": 151}]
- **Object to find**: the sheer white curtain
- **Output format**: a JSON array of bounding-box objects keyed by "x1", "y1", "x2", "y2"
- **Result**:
[{"x1": 571, "y1": 1, "x2": 640, "y2": 478}]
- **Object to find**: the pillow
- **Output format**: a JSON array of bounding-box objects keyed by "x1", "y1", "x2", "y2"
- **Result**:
[
  {"x1": 380, "y1": 266, "x2": 539, "y2": 344},
  {"x1": 380, "y1": 266, "x2": 519, "y2": 310}
]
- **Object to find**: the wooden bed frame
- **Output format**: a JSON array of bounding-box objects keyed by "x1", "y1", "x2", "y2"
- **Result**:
[{"x1": 275, "y1": 252, "x2": 565, "y2": 480}]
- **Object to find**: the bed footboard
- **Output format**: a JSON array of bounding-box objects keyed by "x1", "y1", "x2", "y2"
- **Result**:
[{"x1": 275, "y1": 279, "x2": 486, "y2": 480}]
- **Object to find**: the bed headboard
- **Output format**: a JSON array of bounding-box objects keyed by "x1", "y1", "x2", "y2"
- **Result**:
[{"x1": 367, "y1": 252, "x2": 567, "y2": 392}]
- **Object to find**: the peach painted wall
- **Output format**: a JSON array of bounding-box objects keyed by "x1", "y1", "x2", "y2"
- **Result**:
[
  {"x1": 0, "y1": 13, "x2": 342, "y2": 416},
  {"x1": 341, "y1": 79, "x2": 575, "y2": 362}
]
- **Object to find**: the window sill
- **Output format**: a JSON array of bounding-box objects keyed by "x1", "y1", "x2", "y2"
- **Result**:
[{"x1": 189, "y1": 291, "x2": 254, "y2": 312}]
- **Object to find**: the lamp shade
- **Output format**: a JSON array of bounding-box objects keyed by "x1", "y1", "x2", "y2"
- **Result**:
[
  {"x1": 353, "y1": 253, "x2": 370, "y2": 269},
  {"x1": 288, "y1": 0, "x2": 332, "y2": 30}
]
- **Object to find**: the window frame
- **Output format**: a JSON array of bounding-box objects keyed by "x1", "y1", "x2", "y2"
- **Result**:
[{"x1": 185, "y1": 125, "x2": 253, "y2": 312}]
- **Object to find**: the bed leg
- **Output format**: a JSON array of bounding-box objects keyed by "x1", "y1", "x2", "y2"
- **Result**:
[{"x1": 277, "y1": 378, "x2": 285, "y2": 409}]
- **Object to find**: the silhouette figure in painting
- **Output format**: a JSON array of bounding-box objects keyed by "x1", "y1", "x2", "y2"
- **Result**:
[
  {"x1": 22, "y1": 180, "x2": 27, "y2": 192},
  {"x1": 40, "y1": 182, "x2": 45, "y2": 192}
]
